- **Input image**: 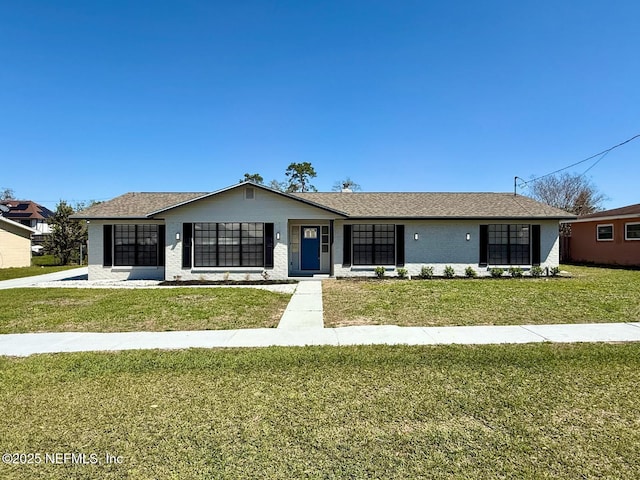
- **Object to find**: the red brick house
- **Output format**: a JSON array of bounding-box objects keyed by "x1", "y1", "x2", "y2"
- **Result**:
[{"x1": 564, "y1": 203, "x2": 640, "y2": 267}]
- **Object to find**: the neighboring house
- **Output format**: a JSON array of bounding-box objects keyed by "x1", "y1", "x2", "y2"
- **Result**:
[
  {"x1": 0, "y1": 200, "x2": 54, "y2": 244},
  {"x1": 0, "y1": 216, "x2": 35, "y2": 268},
  {"x1": 563, "y1": 203, "x2": 640, "y2": 267},
  {"x1": 73, "y1": 182, "x2": 574, "y2": 281}
]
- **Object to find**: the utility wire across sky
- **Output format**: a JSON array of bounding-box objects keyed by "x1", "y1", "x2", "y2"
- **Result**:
[{"x1": 514, "y1": 133, "x2": 640, "y2": 195}]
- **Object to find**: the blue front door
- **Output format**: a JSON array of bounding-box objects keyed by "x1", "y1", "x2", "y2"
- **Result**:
[{"x1": 301, "y1": 226, "x2": 320, "y2": 270}]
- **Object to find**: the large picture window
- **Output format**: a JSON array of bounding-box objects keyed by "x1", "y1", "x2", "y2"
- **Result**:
[
  {"x1": 352, "y1": 224, "x2": 395, "y2": 265},
  {"x1": 488, "y1": 224, "x2": 530, "y2": 265},
  {"x1": 194, "y1": 222, "x2": 264, "y2": 267},
  {"x1": 114, "y1": 224, "x2": 160, "y2": 266}
]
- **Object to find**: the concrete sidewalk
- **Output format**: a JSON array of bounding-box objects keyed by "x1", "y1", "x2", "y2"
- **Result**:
[{"x1": 1, "y1": 323, "x2": 639, "y2": 357}]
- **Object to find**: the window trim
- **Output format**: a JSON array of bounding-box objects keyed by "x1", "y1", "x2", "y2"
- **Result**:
[
  {"x1": 624, "y1": 222, "x2": 640, "y2": 241},
  {"x1": 486, "y1": 224, "x2": 532, "y2": 266},
  {"x1": 596, "y1": 224, "x2": 614, "y2": 242},
  {"x1": 192, "y1": 222, "x2": 267, "y2": 268},
  {"x1": 351, "y1": 224, "x2": 396, "y2": 266},
  {"x1": 111, "y1": 224, "x2": 163, "y2": 267}
]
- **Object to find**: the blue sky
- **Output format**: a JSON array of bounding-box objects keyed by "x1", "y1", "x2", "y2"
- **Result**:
[{"x1": 1, "y1": 0, "x2": 638, "y2": 210}]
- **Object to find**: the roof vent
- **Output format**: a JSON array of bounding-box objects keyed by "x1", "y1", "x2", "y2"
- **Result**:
[{"x1": 341, "y1": 188, "x2": 353, "y2": 193}]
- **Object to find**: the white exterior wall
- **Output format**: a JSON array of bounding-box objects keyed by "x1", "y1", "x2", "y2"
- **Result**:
[
  {"x1": 162, "y1": 187, "x2": 337, "y2": 281},
  {"x1": 333, "y1": 219, "x2": 561, "y2": 278},
  {"x1": 84, "y1": 183, "x2": 563, "y2": 281}
]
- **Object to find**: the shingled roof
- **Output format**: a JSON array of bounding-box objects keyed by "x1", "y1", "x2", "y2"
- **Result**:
[
  {"x1": 74, "y1": 184, "x2": 574, "y2": 219},
  {"x1": 74, "y1": 192, "x2": 208, "y2": 218},
  {"x1": 293, "y1": 192, "x2": 572, "y2": 218},
  {"x1": 0, "y1": 200, "x2": 54, "y2": 220},
  {"x1": 570, "y1": 203, "x2": 640, "y2": 221}
]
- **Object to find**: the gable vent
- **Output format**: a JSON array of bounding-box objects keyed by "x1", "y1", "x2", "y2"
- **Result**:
[{"x1": 245, "y1": 187, "x2": 255, "y2": 200}]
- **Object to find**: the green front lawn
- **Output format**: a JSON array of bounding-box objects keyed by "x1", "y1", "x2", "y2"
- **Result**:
[
  {"x1": 323, "y1": 265, "x2": 640, "y2": 327},
  {"x1": 0, "y1": 288, "x2": 291, "y2": 333},
  {"x1": 1, "y1": 344, "x2": 638, "y2": 479},
  {"x1": 0, "y1": 255, "x2": 81, "y2": 281}
]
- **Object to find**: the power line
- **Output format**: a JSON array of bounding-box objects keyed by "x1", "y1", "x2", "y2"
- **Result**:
[
  {"x1": 581, "y1": 150, "x2": 610, "y2": 176},
  {"x1": 516, "y1": 132, "x2": 640, "y2": 191}
]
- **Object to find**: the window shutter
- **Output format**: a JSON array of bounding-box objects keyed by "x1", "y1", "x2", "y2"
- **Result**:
[
  {"x1": 343, "y1": 224, "x2": 352, "y2": 266},
  {"x1": 395, "y1": 225, "x2": 405, "y2": 266},
  {"x1": 479, "y1": 225, "x2": 488, "y2": 266},
  {"x1": 103, "y1": 225, "x2": 113, "y2": 267},
  {"x1": 264, "y1": 223, "x2": 274, "y2": 268},
  {"x1": 531, "y1": 224, "x2": 541, "y2": 266},
  {"x1": 182, "y1": 223, "x2": 192, "y2": 268},
  {"x1": 158, "y1": 225, "x2": 166, "y2": 266}
]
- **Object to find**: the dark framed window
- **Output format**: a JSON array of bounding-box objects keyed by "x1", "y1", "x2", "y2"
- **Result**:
[
  {"x1": 241, "y1": 222, "x2": 264, "y2": 267},
  {"x1": 487, "y1": 224, "x2": 530, "y2": 265},
  {"x1": 193, "y1": 222, "x2": 264, "y2": 267},
  {"x1": 597, "y1": 224, "x2": 613, "y2": 241},
  {"x1": 626, "y1": 223, "x2": 640, "y2": 241},
  {"x1": 194, "y1": 223, "x2": 217, "y2": 267},
  {"x1": 113, "y1": 224, "x2": 160, "y2": 266},
  {"x1": 352, "y1": 224, "x2": 395, "y2": 265}
]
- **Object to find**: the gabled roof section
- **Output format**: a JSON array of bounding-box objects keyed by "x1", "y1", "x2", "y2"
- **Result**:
[
  {"x1": 0, "y1": 215, "x2": 36, "y2": 234},
  {"x1": 0, "y1": 200, "x2": 54, "y2": 220},
  {"x1": 73, "y1": 183, "x2": 349, "y2": 219},
  {"x1": 146, "y1": 182, "x2": 348, "y2": 217},
  {"x1": 292, "y1": 192, "x2": 574, "y2": 219}
]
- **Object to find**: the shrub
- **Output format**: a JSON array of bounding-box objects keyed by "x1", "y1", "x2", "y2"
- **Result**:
[
  {"x1": 443, "y1": 266, "x2": 455, "y2": 278},
  {"x1": 550, "y1": 266, "x2": 561, "y2": 277},
  {"x1": 530, "y1": 266, "x2": 544, "y2": 278},
  {"x1": 418, "y1": 266, "x2": 434, "y2": 279},
  {"x1": 508, "y1": 266, "x2": 524, "y2": 278},
  {"x1": 490, "y1": 267, "x2": 504, "y2": 278},
  {"x1": 374, "y1": 266, "x2": 386, "y2": 278},
  {"x1": 464, "y1": 266, "x2": 478, "y2": 278},
  {"x1": 396, "y1": 268, "x2": 408, "y2": 279}
]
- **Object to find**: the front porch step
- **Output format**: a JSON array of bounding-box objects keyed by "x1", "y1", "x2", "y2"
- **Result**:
[{"x1": 312, "y1": 274, "x2": 330, "y2": 278}]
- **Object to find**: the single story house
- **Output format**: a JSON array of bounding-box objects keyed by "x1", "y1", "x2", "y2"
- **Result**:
[
  {"x1": 0, "y1": 216, "x2": 36, "y2": 268},
  {"x1": 562, "y1": 203, "x2": 640, "y2": 267},
  {"x1": 74, "y1": 182, "x2": 574, "y2": 281}
]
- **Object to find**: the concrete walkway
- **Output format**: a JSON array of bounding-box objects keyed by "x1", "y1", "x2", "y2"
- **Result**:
[{"x1": 277, "y1": 280, "x2": 324, "y2": 329}]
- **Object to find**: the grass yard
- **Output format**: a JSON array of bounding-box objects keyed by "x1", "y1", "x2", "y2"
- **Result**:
[
  {"x1": 0, "y1": 255, "x2": 80, "y2": 281},
  {"x1": 0, "y1": 344, "x2": 638, "y2": 479},
  {"x1": 323, "y1": 265, "x2": 640, "y2": 327},
  {"x1": 0, "y1": 288, "x2": 291, "y2": 333}
]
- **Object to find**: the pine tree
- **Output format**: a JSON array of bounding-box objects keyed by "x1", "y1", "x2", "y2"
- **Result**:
[
  {"x1": 285, "y1": 162, "x2": 317, "y2": 192},
  {"x1": 45, "y1": 201, "x2": 87, "y2": 265}
]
